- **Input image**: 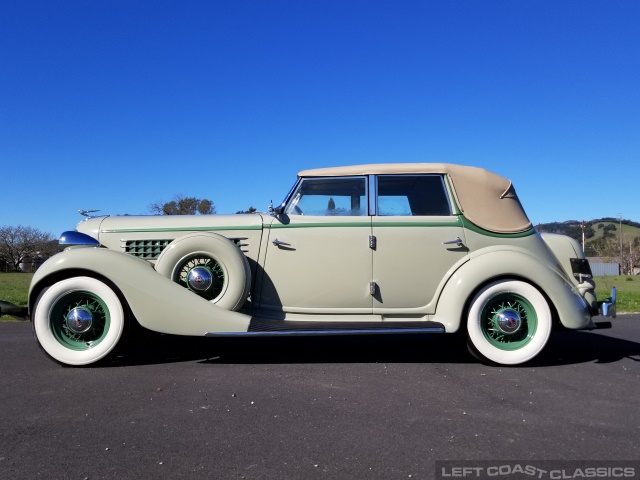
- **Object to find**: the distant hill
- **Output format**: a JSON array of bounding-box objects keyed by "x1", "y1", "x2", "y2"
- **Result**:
[{"x1": 535, "y1": 218, "x2": 640, "y2": 257}]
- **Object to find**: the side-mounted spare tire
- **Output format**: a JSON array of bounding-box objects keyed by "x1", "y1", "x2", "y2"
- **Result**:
[{"x1": 155, "y1": 232, "x2": 251, "y2": 311}]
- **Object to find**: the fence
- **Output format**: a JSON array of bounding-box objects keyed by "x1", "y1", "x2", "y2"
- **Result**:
[{"x1": 589, "y1": 262, "x2": 620, "y2": 276}]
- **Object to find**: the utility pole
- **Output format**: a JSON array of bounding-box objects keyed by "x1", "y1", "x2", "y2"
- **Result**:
[
  {"x1": 618, "y1": 213, "x2": 623, "y2": 275},
  {"x1": 581, "y1": 219, "x2": 585, "y2": 252}
]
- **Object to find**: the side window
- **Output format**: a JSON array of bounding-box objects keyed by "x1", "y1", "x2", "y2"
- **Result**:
[
  {"x1": 285, "y1": 177, "x2": 367, "y2": 216},
  {"x1": 377, "y1": 175, "x2": 451, "y2": 216}
]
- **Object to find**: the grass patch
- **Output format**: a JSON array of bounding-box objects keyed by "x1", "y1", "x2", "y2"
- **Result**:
[
  {"x1": 0, "y1": 272, "x2": 33, "y2": 322},
  {"x1": 595, "y1": 275, "x2": 640, "y2": 314}
]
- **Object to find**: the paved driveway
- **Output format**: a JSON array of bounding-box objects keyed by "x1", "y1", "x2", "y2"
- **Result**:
[{"x1": 1, "y1": 317, "x2": 639, "y2": 480}]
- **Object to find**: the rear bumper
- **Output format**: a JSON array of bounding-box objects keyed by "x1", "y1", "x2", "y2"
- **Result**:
[{"x1": 598, "y1": 287, "x2": 617, "y2": 318}]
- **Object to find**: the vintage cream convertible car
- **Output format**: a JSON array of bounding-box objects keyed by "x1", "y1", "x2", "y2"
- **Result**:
[{"x1": 29, "y1": 164, "x2": 616, "y2": 366}]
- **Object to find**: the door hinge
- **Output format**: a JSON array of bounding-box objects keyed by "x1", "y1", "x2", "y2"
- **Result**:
[
  {"x1": 369, "y1": 235, "x2": 376, "y2": 250},
  {"x1": 370, "y1": 281, "x2": 377, "y2": 296}
]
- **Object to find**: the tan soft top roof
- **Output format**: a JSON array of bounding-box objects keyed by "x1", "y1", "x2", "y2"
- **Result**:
[{"x1": 298, "y1": 163, "x2": 532, "y2": 234}]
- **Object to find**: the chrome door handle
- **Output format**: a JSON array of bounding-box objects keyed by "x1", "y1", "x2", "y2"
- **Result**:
[
  {"x1": 272, "y1": 238, "x2": 291, "y2": 247},
  {"x1": 442, "y1": 237, "x2": 463, "y2": 246}
]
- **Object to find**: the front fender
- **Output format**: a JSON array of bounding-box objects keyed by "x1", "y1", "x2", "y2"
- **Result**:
[
  {"x1": 431, "y1": 248, "x2": 593, "y2": 332},
  {"x1": 29, "y1": 247, "x2": 251, "y2": 336}
]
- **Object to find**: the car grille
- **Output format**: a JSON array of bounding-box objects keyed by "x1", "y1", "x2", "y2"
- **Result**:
[{"x1": 124, "y1": 240, "x2": 171, "y2": 259}]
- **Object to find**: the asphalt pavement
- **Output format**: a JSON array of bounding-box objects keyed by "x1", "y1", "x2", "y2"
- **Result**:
[{"x1": 1, "y1": 316, "x2": 639, "y2": 480}]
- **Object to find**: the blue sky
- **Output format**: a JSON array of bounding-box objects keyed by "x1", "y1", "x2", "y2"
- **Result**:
[{"x1": 1, "y1": 1, "x2": 638, "y2": 236}]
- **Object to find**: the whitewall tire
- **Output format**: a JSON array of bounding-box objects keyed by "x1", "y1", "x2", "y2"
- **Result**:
[
  {"x1": 466, "y1": 280, "x2": 552, "y2": 365},
  {"x1": 33, "y1": 276, "x2": 126, "y2": 366}
]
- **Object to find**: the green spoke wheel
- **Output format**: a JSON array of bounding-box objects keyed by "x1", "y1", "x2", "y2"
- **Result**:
[
  {"x1": 50, "y1": 291, "x2": 110, "y2": 350},
  {"x1": 479, "y1": 293, "x2": 537, "y2": 351},
  {"x1": 33, "y1": 277, "x2": 126, "y2": 366},
  {"x1": 467, "y1": 280, "x2": 552, "y2": 365},
  {"x1": 175, "y1": 256, "x2": 225, "y2": 301}
]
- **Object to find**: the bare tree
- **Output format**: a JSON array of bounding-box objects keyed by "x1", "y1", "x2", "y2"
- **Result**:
[
  {"x1": 586, "y1": 233, "x2": 640, "y2": 274},
  {"x1": 149, "y1": 195, "x2": 216, "y2": 215},
  {"x1": 623, "y1": 234, "x2": 640, "y2": 275},
  {"x1": 586, "y1": 236, "x2": 619, "y2": 260},
  {"x1": 0, "y1": 226, "x2": 58, "y2": 272}
]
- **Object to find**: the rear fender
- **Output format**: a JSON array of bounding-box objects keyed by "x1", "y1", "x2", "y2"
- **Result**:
[
  {"x1": 539, "y1": 232, "x2": 598, "y2": 311},
  {"x1": 431, "y1": 248, "x2": 593, "y2": 333}
]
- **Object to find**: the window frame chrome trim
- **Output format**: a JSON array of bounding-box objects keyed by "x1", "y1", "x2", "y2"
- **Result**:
[
  {"x1": 368, "y1": 175, "x2": 377, "y2": 216},
  {"x1": 274, "y1": 178, "x2": 301, "y2": 214},
  {"x1": 284, "y1": 175, "x2": 369, "y2": 216}
]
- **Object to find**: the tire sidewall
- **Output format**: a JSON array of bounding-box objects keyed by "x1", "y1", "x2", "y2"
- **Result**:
[
  {"x1": 155, "y1": 233, "x2": 251, "y2": 311},
  {"x1": 467, "y1": 280, "x2": 551, "y2": 365},
  {"x1": 33, "y1": 276, "x2": 125, "y2": 366}
]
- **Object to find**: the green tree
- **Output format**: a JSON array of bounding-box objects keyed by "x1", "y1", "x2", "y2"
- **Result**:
[
  {"x1": 150, "y1": 195, "x2": 216, "y2": 215},
  {"x1": 235, "y1": 206, "x2": 257, "y2": 214},
  {"x1": 197, "y1": 199, "x2": 214, "y2": 215}
]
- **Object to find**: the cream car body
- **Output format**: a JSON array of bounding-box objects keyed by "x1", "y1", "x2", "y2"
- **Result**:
[{"x1": 29, "y1": 163, "x2": 616, "y2": 366}]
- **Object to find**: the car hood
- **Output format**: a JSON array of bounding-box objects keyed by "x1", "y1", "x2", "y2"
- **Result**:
[{"x1": 76, "y1": 214, "x2": 266, "y2": 244}]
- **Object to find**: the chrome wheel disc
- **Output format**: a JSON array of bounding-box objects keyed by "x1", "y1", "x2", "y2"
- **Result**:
[
  {"x1": 66, "y1": 307, "x2": 94, "y2": 334},
  {"x1": 176, "y1": 256, "x2": 225, "y2": 300},
  {"x1": 496, "y1": 309, "x2": 522, "y2": 334}
]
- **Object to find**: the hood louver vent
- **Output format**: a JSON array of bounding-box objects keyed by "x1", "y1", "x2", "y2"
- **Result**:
[
  {"x1": 124, "y1": 237, "x2": 251, "y2": 259},
  {"x1": 124, "y1": 240, "x2": 171, "y2": 259}
]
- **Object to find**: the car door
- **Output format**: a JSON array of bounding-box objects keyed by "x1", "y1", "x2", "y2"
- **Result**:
[
  {"x1": 259, "y1": 176, "x2": 373, "y2": 314},
  {"x1": 371, "y1": 174, "x2": 468, "y2": 313}
]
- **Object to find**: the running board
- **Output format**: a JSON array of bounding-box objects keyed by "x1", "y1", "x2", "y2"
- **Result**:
[{"x1": 206, "y1": 318, "x2": 445, "y2": 337}]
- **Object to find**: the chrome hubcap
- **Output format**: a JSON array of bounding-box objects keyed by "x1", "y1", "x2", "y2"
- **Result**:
[
  {"x1": 187, "y1": 267, "x2": 213, "y2": 292},
  {"x1": 65, "y1": 307, "x2": 94, "y2": 334},
  {"x1": 496, "y1": 309, "x2": 521, "y2": 334}
]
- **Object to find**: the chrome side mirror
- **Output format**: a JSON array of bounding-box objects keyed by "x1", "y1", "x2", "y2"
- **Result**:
[{"x1": 268, "y1": 200, "x2": 284, "y2": 217}]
